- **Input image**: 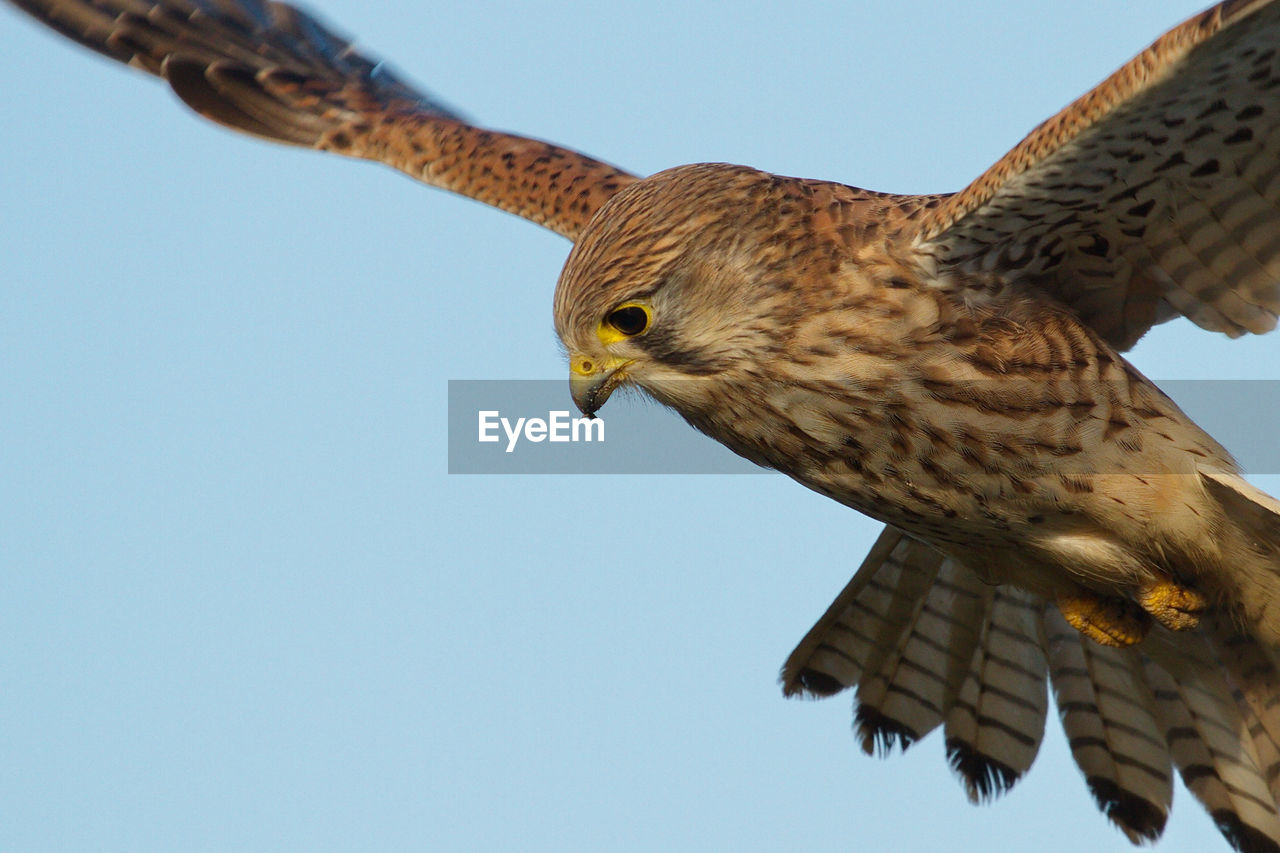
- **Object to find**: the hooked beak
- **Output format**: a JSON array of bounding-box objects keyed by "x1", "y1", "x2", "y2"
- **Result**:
[{"x1": 569, "y1": 355, "x2": 631, "y2": 418}]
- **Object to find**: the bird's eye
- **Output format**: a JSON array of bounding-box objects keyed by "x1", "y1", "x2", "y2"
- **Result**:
[{"x1": 606, "y1": 304, "x2": 651, "y2": 336}]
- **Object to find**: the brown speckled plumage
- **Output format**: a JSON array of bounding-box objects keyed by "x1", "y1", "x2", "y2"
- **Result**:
[
  {"x1": 5, "y1": 0, "x2": 634, "y2": 238},
  {"x1": 918, "y1": 0, "x2": 1280, "y2": 348},
  {"x1": 11, "y1": 1, "x2": 1280, "y2": 849}
]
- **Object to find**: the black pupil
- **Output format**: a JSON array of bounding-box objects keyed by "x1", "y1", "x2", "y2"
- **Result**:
[{"x1": 610, "y1": 306, "x2": 648, "y2": 335}]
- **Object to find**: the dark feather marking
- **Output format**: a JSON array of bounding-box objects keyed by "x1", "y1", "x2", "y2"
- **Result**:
[
  {"x1": 945, "y1": 739, "x2": 1022, "y2": 801},
  {"x1": 1085, "y1": 776, "x2": 1168, "y2": 843},
  {"x1": 791, "y1": 667, "x2": 844, "y2": 697},
  {"x1": 855, "y1": 705, "x2": 918, "y2": 755},
  {"x1": 1211, "y1": 810, "x2": 1280, "y2": 853}
]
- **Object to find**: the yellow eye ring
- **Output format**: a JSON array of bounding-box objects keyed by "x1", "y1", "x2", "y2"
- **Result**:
[{"x1": 606, "y1": 303, "x2": 651, "y2": 337}]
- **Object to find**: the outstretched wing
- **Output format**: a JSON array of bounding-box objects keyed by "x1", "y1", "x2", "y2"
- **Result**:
[
  {"x1": 6, "y1": 0, "x2": 637, "y2": 240},
  {"x1": 912, "y1": 0, "x2": 1280, "y2": 350},
  {"x1": 783, "y1": 525, "x2": 1280, "y2": 851}
]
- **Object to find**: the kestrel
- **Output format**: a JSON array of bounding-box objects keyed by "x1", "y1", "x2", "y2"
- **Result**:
[{"x1": 9, "y1": 0, "x2": 1280, "y2": 849}]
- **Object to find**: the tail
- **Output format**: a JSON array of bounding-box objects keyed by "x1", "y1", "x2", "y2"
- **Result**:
[{"x1": 783, "y1": 525, "x2": 1280, "y2": 852}]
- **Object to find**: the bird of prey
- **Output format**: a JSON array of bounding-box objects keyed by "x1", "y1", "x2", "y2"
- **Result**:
[{"x1": 8, "y1": 0, "x2": 1280, "y2": 849}]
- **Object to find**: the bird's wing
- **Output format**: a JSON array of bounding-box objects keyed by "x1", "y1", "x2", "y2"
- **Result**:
[
  {"x1": 782, "y1": 525, "x2": 1280, "y2": 849},
  {"x1": 910, "y1": 0, "x2": 1280, "y2": 350},
  {"x1": 6, "y1": 0, "x2": 637, "y2": 241}
]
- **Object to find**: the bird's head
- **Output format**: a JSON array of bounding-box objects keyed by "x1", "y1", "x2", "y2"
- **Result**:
[{"x1": 554, "y1": 163, "x2": 803, "y2": 418}]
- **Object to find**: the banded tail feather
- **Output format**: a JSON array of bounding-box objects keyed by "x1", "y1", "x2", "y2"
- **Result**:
[{"x1": 1044, "y1": 611, "x2": 1173, "y2": 843}]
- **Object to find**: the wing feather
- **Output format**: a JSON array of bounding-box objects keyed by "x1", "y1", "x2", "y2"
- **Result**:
[
  {"x1": 6, "y1": 0, "x2": 637, "y2": 239},
  {"x1": 912, "y1": 0, "x2": 1280, "y2": 349}
]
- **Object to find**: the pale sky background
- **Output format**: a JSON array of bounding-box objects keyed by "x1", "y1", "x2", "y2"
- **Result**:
[{"x1": 3, "y1": 2, "x2": 1279, "y2": 851}]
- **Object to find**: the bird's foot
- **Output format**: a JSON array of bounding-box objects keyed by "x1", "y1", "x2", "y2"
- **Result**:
[
  {"x1": 1136, "y1": 578, "x2": 1206, "y2": 632},
  {"x1": 1056, "y1": 589, "x2": 1151, "y2": 647}
]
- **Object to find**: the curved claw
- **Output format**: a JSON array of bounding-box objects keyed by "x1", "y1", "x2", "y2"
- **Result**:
[
  {"x1": 1137, "y1": 578, "x2": 1206, "y2": 632},
  {"x1": 1057, "y1": 589, "x2": 1152, "y2": 648}
]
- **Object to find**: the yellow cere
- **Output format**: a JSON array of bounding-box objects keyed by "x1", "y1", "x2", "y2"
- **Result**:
[{"x1": 570, "y1": 355, "x2": 598, "y2": 376}]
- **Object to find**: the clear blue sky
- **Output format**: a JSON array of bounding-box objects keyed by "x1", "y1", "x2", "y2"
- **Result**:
[{"x1": 3, "y1": 2, "x2": 1276, "y2": 850}]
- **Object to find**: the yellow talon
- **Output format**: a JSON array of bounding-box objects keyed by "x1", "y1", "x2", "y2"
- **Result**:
[
  {"x1": 1137, "y1": 578, "x2": 1206, "y2": 632},
  {"x1": 1057, "y1": 589, "x2": 1151, "y2": 647}
]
